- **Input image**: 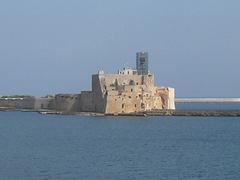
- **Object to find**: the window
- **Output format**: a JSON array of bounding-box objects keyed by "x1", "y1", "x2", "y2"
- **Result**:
[
  {"x1": 122, "y1": 104, "x2": 125, "y2": 109},
  {"x1": 131, "y1": 89, "x2": 133, "y2": 92},
  {"x1": 129, "y1": 80, "x2": 135, "y2": 85}
]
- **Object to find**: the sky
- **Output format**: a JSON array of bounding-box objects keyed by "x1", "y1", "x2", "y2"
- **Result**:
[{"x1": 0, "y1": 0, "x2": 239, "y2": 97}]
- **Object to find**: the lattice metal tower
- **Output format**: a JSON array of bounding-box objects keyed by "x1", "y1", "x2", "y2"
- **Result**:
[
  {"x1": 136, "y1": 52, "x2": 149, "y2": 110},
  {"x1": 136, "y1": 52, "x2": 149, "y2": 76}
]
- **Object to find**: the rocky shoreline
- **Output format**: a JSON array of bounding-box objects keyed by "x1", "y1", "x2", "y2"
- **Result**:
[{"x1": 1, "y1": 108, "x2": 240, "y2": 117}]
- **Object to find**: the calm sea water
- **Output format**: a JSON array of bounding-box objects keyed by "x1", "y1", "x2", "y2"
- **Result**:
[{"x1": 0, "y1": 111, "x2": 240, "y2": 180}]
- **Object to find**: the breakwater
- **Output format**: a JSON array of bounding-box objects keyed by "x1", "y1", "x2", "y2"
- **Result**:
[
  {"x1": 107, "y1": 109, "x2": 240, "y2": 117},
  {"x1": 1, "y1": 107, "x2": 240, "y2": 117},
  {"x1": 175, "y1": 98, "x2": 240, "y2": 103}
]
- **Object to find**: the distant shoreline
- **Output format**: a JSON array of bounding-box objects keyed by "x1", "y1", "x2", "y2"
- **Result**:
[{"x1": 175, "y1": 98, "x2": 240, "y2": 103}]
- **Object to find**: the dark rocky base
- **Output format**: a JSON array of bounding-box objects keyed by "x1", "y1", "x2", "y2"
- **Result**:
[
  {"x1": 1, "y1": 108, "x2": 240, "y2": 117},
  {"x1": 108, "y1": 109, "x2": 240, "y2": 117}
]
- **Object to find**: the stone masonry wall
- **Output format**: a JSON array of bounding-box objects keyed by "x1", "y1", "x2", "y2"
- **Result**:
[
  {"x1": 54, "y1": 94, "x2": 81, "y2": 112},
  {"x1": 0, "y1": 97, "x2": 35, "y2": 109}
]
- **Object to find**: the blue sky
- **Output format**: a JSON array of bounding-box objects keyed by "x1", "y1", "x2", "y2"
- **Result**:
[{"x1": 0, "y1": 0, "x2": 239, "y2": 97}]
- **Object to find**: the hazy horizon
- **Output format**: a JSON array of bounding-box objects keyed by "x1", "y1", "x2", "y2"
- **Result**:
[{"x1": 0, "y1": 0, "x2": 239, "y2": 97}]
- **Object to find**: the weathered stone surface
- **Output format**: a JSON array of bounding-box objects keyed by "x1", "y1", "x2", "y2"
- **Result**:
[
  {"x1": 51, "y1": 68, "x2": 175, "y2": 114},
  {"x1": 0, "y1": 97, "x2": 34, "y2": 109},
  {"x1": 0, "y1": 97, "x2": 55, "y2": 110},
  {"x1": 90, "y1": 68, "x2": 175, "y2": 114}
]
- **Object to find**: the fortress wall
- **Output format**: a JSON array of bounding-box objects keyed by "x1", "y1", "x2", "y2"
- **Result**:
[
  {"x1": 92, "y1": 75, "x2": 107, "y2": 113},
  {"x1": 152, "y1": 95, "x2": 163, "y2": 110},
  {"x1": 105, "y1": 90, "x2": 163, "y2": 114},
  {"x1": 168, "y1": 88, "x2": 175, "y2": 110},
  {"x1": 100, "y1": 74, "x2": 154, "y2": 88},
  {"x1": 143, "y1": 74, "x2": 155, "y2": 87},
  {"x1": 156, "y1": 87, "x2": 175, "y2": 110},
  {"x1": 97, "y1": 73, "x2": 173, "y2": 114},
  {"x1": 105, "y1": 92, "x2": 141, "y2": 114},
  {"x1": 54, "y1": 94, "x2": 81, "y2": 112},
  {"x1": 0, "y1": 97, "x2": 35, "y2": 109},
  {"x1": 79, "y1": 91, "x2": 94, "y2": 112},
  {"x1": 34, "y1": 98, "x2": 55, "y2": 110},
  {"x1": 105, "y1": 88, "x2": 169, "y2": 114}
]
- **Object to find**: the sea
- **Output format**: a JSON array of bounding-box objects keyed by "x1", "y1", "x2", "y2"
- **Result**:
[{"x1": 0, "y1": 103, "x2": 240, "y2": 180}]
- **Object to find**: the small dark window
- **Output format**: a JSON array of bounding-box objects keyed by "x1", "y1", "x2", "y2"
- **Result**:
[
  {"x1": 131, "y1": 89, "x2": 133, "y2": 92},
  {"x1": 122, "y1": 104, "x2": 125, "y2": 109},
  {"x1": 135, "y1": 104, "x2": 137, "y2": 108}
]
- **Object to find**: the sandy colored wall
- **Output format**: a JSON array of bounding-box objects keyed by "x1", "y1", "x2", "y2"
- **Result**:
[{"x1": 95, "y1": 74, "x2": 155, "y2": 89}]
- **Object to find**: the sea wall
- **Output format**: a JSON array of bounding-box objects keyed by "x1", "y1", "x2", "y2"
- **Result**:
[
  {"x1": 0, "y1": 97, "x2": 55, "y2": 110},
  {"x1": 91, "y1": 75, "x2": 107, "y2": 113},
  {"x1": 53, "y1": 92, "x2": 98, "y2": 113},
  {"x1": 34, "y1": 97, "x2": 55, "y2": 110},
  {"x1": 0, "y1": 97, "x2": 35, "y2": 109},
  {"x1": 79, "y1": 91, "x2": 95, "y2": 112},
  {"x1": 54, "y1": 94, "x2": 81, "y2": 112}
]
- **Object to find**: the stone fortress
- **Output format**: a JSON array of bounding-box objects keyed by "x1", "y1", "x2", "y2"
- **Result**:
[{"x1": 0, "y1": 52, "x2": 175, "y2": 115}]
